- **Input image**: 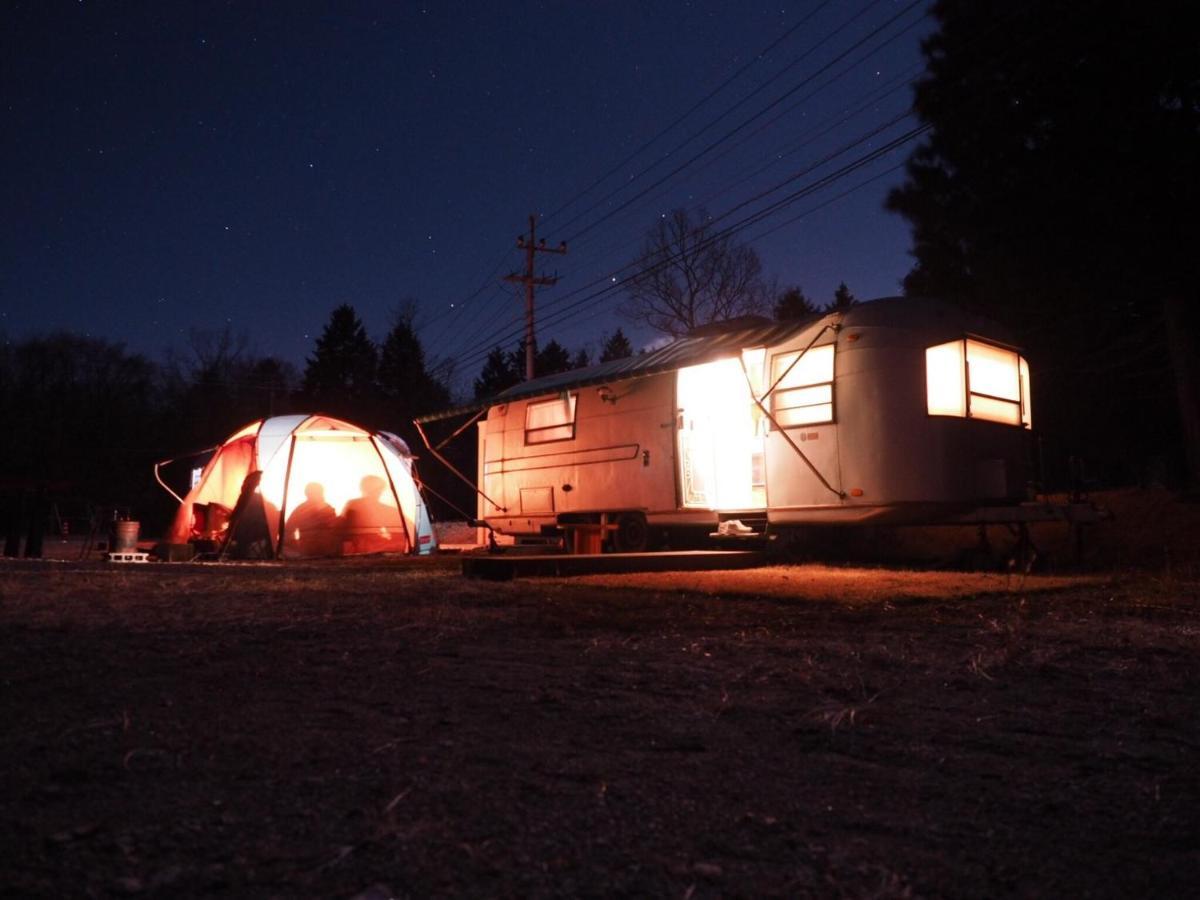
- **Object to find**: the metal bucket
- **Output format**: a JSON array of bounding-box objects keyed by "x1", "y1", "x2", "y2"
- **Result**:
[{"x1": 112, "y1": 520, "x2": 140, "y2": 553}]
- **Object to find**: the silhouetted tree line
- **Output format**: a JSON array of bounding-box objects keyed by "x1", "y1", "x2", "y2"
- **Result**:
[
  {"x1": 887, "y1": 0, "x2": 1200, "y2": 490},
  {"x1": 0, "y1": 301, "x2": 642, "y2": 541},
  {"x1": 0, "y1": 304, "x2": 469, "y2": 537},
  {"x1": 472, "y1": 328, "x2": 634, "y2": 399}
]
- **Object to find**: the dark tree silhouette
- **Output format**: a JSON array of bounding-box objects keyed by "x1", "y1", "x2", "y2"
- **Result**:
[
  {"x1": 621, "y1": 208, "x2": 768, "y2": 336},
  {"x1": 536, "y1": 340, "x2": 573, "y2": 377},
  {"x1": 378, "y1": 306, "x2": 451, "y2": 420},
  {"x1": 773, "y1": 286, "x2": 817, "y2": 321},
  {"x1": 301, "y1": 304, "x2": 378, "y2": 419},
  {"x1": 473, "y1": 338, "x2": 591, "y2": 399},
  {"x1": 0, "y1": 334, "x2": 168, "y2": 530},
  {"x1": 473, "y1": 346, "x2": 520, "y2": 399},
  {"x1": 571, "y1": 348, "x2": 591, "y2": 370},
  {"x1": 828, "y1": 282, "x2": 856, "y2": 312},
  {"x1": 244, "y1": 357, "x2": 298, "y2": 420},
  {"x1": 599, "y1": 328, "x2": 634, "y2": 362},
  {"x1": 886, "y1": 0, "x2": 1200, "y2": 488},
  {"x1": 164, "y1": 328, "x2": 299, "y2": 440}
]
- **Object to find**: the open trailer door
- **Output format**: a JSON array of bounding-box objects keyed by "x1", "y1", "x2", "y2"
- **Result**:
[{"x1": 675, "y1": 355, "x2": 766, "y2": 513}]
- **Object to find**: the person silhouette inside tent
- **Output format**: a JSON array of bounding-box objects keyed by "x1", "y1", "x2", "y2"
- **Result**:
[
  {"x1": 340, "y1": 474, "x2": 408, "y2": 555},
  {"x1": 226, "y1": 471, "x2": 280, "y2": 560},
  {"x1": 283, "y1": 482, "x2": 339, "y2": 558}
]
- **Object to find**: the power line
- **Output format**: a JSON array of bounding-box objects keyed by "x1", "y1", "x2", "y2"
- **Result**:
[
  {"x1": 539, "y1": 0, "x2": 841, "y2": 228},
  {"x1": 422, "y1": 248, "x2": 513, "y2": 358},
  {"x1": 419, "y1": 2, "x2": 846, "y2": 353},
  {"x1": 557, "y1": 0, "x2": 922, "y2": 245},
  {"x1": 450, "y1": 123, "x2": 929, "y2": 372},
  {"x1": 540, "y1": 162, "x2": 912, "y2": 336},
  {"x1": 446, "y1": 108, "x2": 923, "y2": 366},
  {"x1": 538, "y1": 56, "x2": 922, "y2": 292},
  {"x1": 436, "y1": 3, "x2": 926, "y2": 364},
  {"x1": 445, "y1": 0, "x2": 1077, "y2": 382},
  {"x1": 450, "y1": 0, "x2": 1072, "y2": 372}
]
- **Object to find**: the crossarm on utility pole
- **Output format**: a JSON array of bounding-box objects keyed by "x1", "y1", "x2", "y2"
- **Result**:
[{"x1": 503, "y1": 213, "x2": 567, "y2": 381}]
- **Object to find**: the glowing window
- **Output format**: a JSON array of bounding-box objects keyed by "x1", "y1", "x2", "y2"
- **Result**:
[
  {"x1": 525, "y1": 393, "x2": 577, "y2": 444},
  {"x1": 925, "y1": 339, "x2": 1031, "y2": 428},
  {"x1": 770, "y1": 344, "x2": 835, "y2": 427},
  {"x1": 1019, "y1": 357, "x2": 1032, "y2": 429}
]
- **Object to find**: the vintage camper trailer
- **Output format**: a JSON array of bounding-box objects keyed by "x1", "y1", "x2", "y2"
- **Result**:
[{"x1": 419, "y1": 297, "x2": 1040, "y2": 551}]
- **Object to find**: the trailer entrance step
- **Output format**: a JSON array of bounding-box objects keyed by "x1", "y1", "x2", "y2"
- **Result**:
[{"x1": 462, "y1": 549, "x2": 766, "y2": 581}]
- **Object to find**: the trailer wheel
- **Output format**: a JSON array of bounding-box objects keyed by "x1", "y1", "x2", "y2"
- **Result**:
[{"x1": 612, "y1": 512, "x2": 650, "y2": 553}]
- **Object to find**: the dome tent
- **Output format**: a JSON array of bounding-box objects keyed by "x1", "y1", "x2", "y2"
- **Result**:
[{"x1": 164, "y1": 415, "x2": 436, "y2": 558}]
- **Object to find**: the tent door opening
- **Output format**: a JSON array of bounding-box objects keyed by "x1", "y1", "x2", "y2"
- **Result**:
[{"x1": 675, "y1": 356, "x2": 765, "y2": 511}]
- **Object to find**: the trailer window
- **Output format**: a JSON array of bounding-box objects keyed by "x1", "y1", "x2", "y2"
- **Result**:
[
  {"x1": 925, "y1": 339, "x2": 1031, "y2": 428},
  {"x1": 770, "y1": 344, "x2": 834, "y2": 427},
  {"x1": 525, "y1": 393, "x2": 577, "y2": 444}
]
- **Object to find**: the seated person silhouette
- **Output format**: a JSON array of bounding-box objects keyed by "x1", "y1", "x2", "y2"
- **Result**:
[
  {"x1": 282, "y1": 482, "x2": 339, "y2": 558},
  {"x1": 227, "y1": 471, "x2": 280, "y2": 559},
  {"x1": 340, "y1": 474, "x2": 409, "y2": 555}
]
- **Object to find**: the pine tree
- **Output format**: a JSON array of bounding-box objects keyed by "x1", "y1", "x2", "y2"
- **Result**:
[
  {"x1": 536, "y1": 339, "x2": 573, "y2": 377},
  {"x1": 474, "y1": 338, "x2": 591, "y2": 399},
  {"x1": 828, "y1": 282, "x2": 856, "y2": 311},
  {"x1": 378, "y1": 308, "x2": 450, "y2": 418},
  {"x1": 599, "y1": 328, "x2": 634, "y2": 362},
  {"x1": 302, "y1": 304, "x2": 378, "y2": 416},
  {"x1": 473, "y1": 346, "x2": 520, "y2": 399},
  {"x1": 885, "y1": 0, "x2": 1200, "y2": 488},
  {"x1": 773, "y1": 286, "x2": 816, "y2": 321}
]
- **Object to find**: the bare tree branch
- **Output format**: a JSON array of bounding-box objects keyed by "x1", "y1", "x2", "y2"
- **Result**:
[{"x1": 620, "y1": 208, "x2": 768, "y2": 337}]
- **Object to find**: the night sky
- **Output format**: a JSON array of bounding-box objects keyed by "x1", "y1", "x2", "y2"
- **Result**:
[{"x1": 3, "y1": 1, "x2": 933, "y2": 387}]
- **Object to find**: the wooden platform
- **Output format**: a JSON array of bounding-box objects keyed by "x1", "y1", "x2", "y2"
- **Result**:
[{"x1": 461, "y1": 549, "x2": 768, "y2": 581}]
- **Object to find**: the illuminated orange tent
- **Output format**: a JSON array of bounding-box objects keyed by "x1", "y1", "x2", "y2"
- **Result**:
[{"x1": 162, "y1": 415, "x2": 437, "y2": 558}]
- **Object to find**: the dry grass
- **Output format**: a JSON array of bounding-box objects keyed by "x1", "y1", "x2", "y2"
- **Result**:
[
  {"x1": 0, "y1": 556, "x2": 1197, "y2": 897},
  {"x1": 561, "y1": 564, "x2": 1106, "y2": 604}
]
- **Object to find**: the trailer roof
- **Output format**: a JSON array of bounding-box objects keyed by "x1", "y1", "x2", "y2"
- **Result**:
[
  {"x1": 415, "y1": 296, "x2": 1011, "y2": 424},
  {"x1": 415, "y1": 313, "x2": 825, "y2": 423}
]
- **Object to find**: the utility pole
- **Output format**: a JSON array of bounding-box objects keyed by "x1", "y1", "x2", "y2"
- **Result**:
[{"x1": 504, "y1": 213, "x2": 567, "y2": 381}]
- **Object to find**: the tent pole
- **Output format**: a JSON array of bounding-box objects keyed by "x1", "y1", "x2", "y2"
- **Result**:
[
  {"x1": 413, "y1": 419, "x2": 508, "y2": 514},
  {"x1": 153, "y1": 460, "x2": 186, "y2": 505},
  {"x1": 274, "y1": 436, "x2": 297, "y2": 558},
  {"x1": 370, "y1": 436, "x2": 415, "y2": 553},
  {"x1": 152, "y1": 444, "x2": 219, "y2": 504}
]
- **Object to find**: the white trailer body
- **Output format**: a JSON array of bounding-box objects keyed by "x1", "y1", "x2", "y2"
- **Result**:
[
  {"x1": 478, "y1": 368, "x2": 696, "y2": 538},
  {"x1": 429, "y1": 297, "x2": 1035, "y2": 549},
  {"x1": 762, "y1": 299, "x2": 1029, "y2": 525}
]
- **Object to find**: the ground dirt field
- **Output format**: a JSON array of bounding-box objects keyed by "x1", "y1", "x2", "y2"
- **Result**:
[{"x1": 1, "y1": 558, "x2": 1198, "y2": 898}]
